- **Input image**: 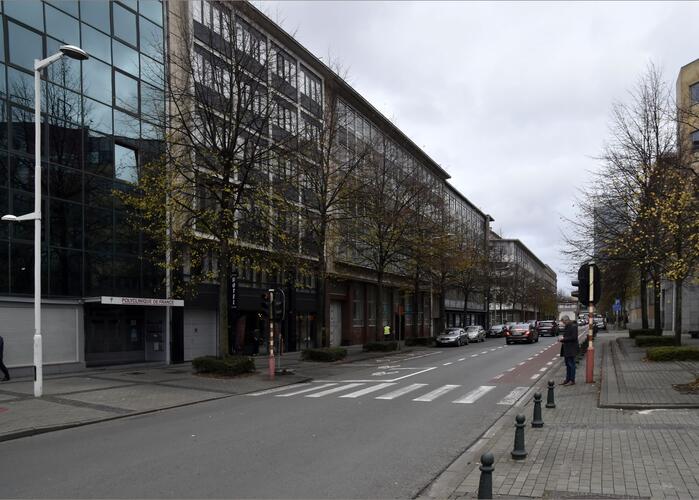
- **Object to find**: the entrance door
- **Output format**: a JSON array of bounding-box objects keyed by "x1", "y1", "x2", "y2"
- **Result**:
[
  {"x1": 329, "y1": 301, "x2": 342, "y2": 347},
  {"x1": 85, "y1": 306, "x2": 146, "y2": 366}
]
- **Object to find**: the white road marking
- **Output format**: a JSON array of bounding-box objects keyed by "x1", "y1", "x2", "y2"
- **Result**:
[
  {"x1": 453, "y1": 385, "x2": 496, "y2": 404},
  {"x1": 530, "y1": 374, "x2": 541, "y2": 380},
  {"x1": 376, "y1": 383, "x2": 429, "y2": 400},
  {"x1": 498, "y1": 346, "x2": 504, "y2": 349},
  {"x1": 507, "y1": 367, "x2": 516, "y2": 372},
  {"x1": 539, "y1": 367, "x2": 547, "y2": 372},
  {"x1": 315, "y1": 366, "x2": 437, "y2": 384},
  {"x1": 340, "y1": 383, "x2": 396, "y2": 398},
  {"x1": 527, "y1": 357, "x2": 534, "y2": 360},
  {"x1": 277, "y1": 383, "x2": 337, "y2": 397},
  {"x1": 306, "y1": 383, "x2": 364, "y2": 398},
  {"x1": 458, "y1": 358, "x2": 466, "y2": 361},
  {"x1": 248, "y1": 383, "x2": 312, "y2": 396},
  {"x1": 546, "y1": 361, "x2": 553, "y2": 366},
  {"x1": 443, "y1": 362, "x2": 453, "y2": 366},
  {"x1": 490, "y1": 348, "x2": 497, "y2": 352},
  {"x1": 492, "y1": 374, "x2": 504, "y2": 380},
  {"x1": 413, "y1": 384, "x2": 460, "y2": 402},
  {"x1": 497, "y1": 387, "x2": 529, "y2": 405},
  {"x1": 518, "y1": 362, "x2": 526, "y2": 366},
  {"x1": 471, "y1": 354, "x2": 478, "y2": 358},
  {"x1": 481, "y1": 351, "x2": 488, "y2": 354}
]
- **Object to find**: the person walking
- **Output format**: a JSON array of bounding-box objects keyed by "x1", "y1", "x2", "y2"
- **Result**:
[
  {"x1": 558, "y1": 315, "x2": 578, "y2": 386},
  {"x1": 0, "y1": 335, "x2": 10, "y2": 381}
]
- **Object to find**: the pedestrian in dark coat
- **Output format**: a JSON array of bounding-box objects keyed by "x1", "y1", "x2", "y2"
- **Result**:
[
  {"x1": 0, "y1": 335, "x2": 10, "y2": 381},
  {"x1": 558, "y1": 316, "x2": 578, "y2": 385}
]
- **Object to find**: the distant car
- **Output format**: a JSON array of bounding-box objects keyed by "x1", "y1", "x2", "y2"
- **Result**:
[
  {"x1": 505, "y1": 322, "x2": 539, "y2": 344},
  {"x1": 466, "y1": 325, "x2": 486, "y2": 343},
  {"x1": 536, "y1": 320, "x2": 558, "y2": 337},
  {"x1": 436, "y1": 328, "x2": 469, "y2": 347},
  {"x1": 488, "y1": 324, "x2": 507, "y2": 337},
  {"x1": 594, "y1": 316, "x2": 607, "y2": 331}
]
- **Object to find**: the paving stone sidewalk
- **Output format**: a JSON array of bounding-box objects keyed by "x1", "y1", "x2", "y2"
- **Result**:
[{"x1": 423, "y1": 332, "x2": 699, "y2": 499}]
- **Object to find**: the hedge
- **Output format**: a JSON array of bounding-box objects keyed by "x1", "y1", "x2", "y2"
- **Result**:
[
  {"x1": 629, "y1": 328, "x2": 662, "y2": 339},
  {"x1": 635, "y1": 336, "x2": 675, "y2": 348},
  {"x1": 646, "y1": 346, "x2": 699, "y2": 362},
  {"x1": 192, "y1": 355, "x2": 255, "y2": 376},
  {"x1": 363, "y1": 341, "x2": 399, "y2": 352},
  {"x1": 405, "y1": 337, "x2": 434, "y2": 347},
  {"x1": 301, "y1": 347, "x2": 347, "y2": 362}
]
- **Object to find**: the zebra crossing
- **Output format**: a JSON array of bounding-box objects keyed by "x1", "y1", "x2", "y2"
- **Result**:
[{"x1": 248, "y1": 382, "x2": 530, "y2": 406}]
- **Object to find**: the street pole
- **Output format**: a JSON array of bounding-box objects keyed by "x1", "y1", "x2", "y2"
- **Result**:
[
  {"x1": 586, "y1": 262, "x2": 595, "y2": 384},
  {"x1": 268, "y1": 289, "x2": 275, "y2": 379}
]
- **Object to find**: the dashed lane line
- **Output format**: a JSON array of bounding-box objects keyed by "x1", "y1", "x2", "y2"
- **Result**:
[
  {"x1": 458, "y1": 358, "x2": 466, "y2": 361},
  {"x1": 443, "y1": 362, "x2": 453, "y2": 366}
]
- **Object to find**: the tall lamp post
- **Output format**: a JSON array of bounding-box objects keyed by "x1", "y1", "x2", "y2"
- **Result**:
[{"x1": 1, "y1": 45, "x2": 88, "y2": 397}]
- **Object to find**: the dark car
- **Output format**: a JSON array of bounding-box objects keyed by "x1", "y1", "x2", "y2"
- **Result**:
[
  {"x1": 488, "y1": 324, "x2": 507, "y2": 337},
  {"x1": 435, "y1": 328, "x2": 469, "y2": 347},
  {"x1": 594, "y1": 316, "x2": 607, "y2": 331},
  {"x1": 536, "y1": 320, "x2": 558, "y2": 337},
  {"x1": 505, "y1": 322, "x2": 539, "y2": 344}
]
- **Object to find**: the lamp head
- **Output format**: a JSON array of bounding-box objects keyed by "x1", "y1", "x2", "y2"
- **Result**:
[
  {"x1": 1, "y1": 215, "x2": 18, "y2": 222},
  {"x1": 59, "y1": 45, "x2": 89, "y2": 61}
]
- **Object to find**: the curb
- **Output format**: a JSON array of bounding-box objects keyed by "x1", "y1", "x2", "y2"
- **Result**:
[{"x1": 0, "y1": 376, "x2": 312, "y2": 443}]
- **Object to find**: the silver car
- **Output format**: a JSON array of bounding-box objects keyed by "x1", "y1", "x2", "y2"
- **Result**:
[
  {"x1": 435, "y1": 328, "x2": 469, "y2": 347},
  {"x1": 466, "y1": 325, "x2": 486, "y2": 343}
]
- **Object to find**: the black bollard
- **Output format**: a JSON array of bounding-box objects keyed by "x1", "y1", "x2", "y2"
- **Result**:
[
  {"x1": 511, "y1": 414, "x2": 527, "y2": 460},
  {"x1": 546, "y1": 380, "x2": 556, "y2": 409},
  {"x1": 532, "y1": 392, "x2": 544, "y2": 428},
  {"x1": 477, "y1": 452, "x2": 494, "y2": 499}
]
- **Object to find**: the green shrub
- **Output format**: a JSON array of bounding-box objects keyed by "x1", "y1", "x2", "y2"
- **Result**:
[
  {"x1": 405, "y1": 337, "x2": 434, "y2": 347},
  {"x1": 629, "y1": 328, "x2": 662, "y2": 339},
  {"x1": 192, "y1": 355, "x2": 255, "y2": 376},
  {"x1": 646, "y1": 346, "x2": 699, "y2": 361},
  {"x1": 363, "y1": 341, "x2": 399, "y2": 352},
  {"x1": 635, "y1": 336, "x2": 675, "y2": 347},
  {"x1": 301, "y1": 347, "x2": 347, "y2": 362}
]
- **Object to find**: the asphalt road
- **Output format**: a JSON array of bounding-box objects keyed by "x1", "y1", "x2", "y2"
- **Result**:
[{"x1": 0, "y1": 335, "x2": 563, "y2": 499}]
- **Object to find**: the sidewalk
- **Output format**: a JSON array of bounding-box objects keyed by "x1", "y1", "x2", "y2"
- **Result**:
[
  {"x1": 0, "y1": 344, "x2": 412, "y2": 442},
  {"x1": 423, "y1": 330, "x2": 699, "y2": 499}
]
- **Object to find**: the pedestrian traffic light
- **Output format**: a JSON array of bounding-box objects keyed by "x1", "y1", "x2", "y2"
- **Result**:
[
  {"x1": 260, "y1": 292, "x2": 270, "y2": 319},
  {"x1": 273, "y1": 289, "x2": 285, "y2": 322}
]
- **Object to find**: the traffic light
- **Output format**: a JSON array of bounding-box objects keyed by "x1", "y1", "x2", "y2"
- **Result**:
[
  {"x1": 260, "y1": 292, "x2": 270, "y2": 319},
  {"x1": 571, "y1": 279, "x2": 580, "y2": 301},
  {"x1": 571, "y1": 263, "x2": 601, "y2": 305},
  {"x1": 273, "y1": 289, "x2": 285, "y2": 321}
]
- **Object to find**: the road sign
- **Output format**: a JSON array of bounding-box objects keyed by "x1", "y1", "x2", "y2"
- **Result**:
[{"x1": 613, "y1": 302, "x2": 622, "y2": 313}]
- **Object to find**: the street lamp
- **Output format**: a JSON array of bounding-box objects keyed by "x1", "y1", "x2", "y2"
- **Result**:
[{"x1": 1, "y1": 45, "x2": 88, "y2": 397}]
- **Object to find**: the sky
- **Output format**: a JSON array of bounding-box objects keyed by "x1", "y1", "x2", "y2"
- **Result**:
[{"x1": 253, "y1": 1, "x2": 699, "y2": 291}]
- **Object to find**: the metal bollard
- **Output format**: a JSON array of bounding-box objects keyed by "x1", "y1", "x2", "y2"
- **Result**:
[
  {"x1": 477, "y1": 452, "x2": 494, "y2": 499},
  {"x1": 511, "y1": 414, "x2": 527, "y2": 460},
  {"x1": 546, "y1": 380, "x2": 556, "y2": 408},
  {"x1": 532, "y1": 392, "x2": 544, "y2": 428}
]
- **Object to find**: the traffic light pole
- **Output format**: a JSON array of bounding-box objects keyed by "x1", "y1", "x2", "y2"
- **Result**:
[
  {"x1": 268, "y1": 289, "x2": 275, "y2": 380},
  {"x1": 586, "y1": 263, "x2": 595, "y2": 383}
]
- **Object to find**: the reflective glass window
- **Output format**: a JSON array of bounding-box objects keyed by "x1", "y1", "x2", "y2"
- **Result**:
[
  {"x1": 140, "y1": 54, "x2": 163, "y2": 88},
  {"x1": 113, "y1": 3, "x2": 137, "y2": 47},
  {"x1": 140, "y1": 0, "x2": 163, "y2": 26},
  {"x1": 49, "y1": 165, "x2": 82, "y2": 202},
  {"x1": 45, "y1": 5, "x2": 79, "y2": 45},
  {"x1": 49, "y1": 198, "x2": 82, "y2": 248},
  {"x1": 10, "y1": 242, "x2": 35, "y2": 294},
  {"x1": 114, "y1": 110, "x2": 139, "y2": 139},
  {"x1": 85, "y1": 131, "x2": 114, "y2": 177},
  {"x1": 85, "y1": 252, "x2": 112, "y2": 295},
  {"x1": 0, "y1": 100, "x2": 7, "y2": 149},
  {"x1": 113, "y1": 40, "x2": 139, "y2": 76},
  {"x1": 0, "y1": 64, "x2": 5, "y2": 100},
  {"x1": 46, "y1": 83, "x2": 82, "y2": 124},
  {"x1": 114, "y1": 210, "x2": 139, "y2": 254},
  {"x1": 0, "y1": 20, "x2": 5, "y2": 63},
  {"x1": 140, "y1": 82, "x2": 163, "y2": 123},
  {"x1": 118, "y1": 0, "x2": 139, "y2": 12},
  {"x1": 8, "y1": 22, "x2": 43, "y2": 71},
  {"x1": 10, "y1": 192, "x2": 41, "y2": 241},
  {"x1": 81, "y1": 23, "x2": 111, "y2": 63},
  {"x1": 84, "y1": 173, "x2": 113, "y2": 207},
  {"x1": 10, "y1": 156, "x2": 47, "y2": 194},
  {"x1": 83, "y1": 97, "x2": 113, "y2": 134},
  {"x1": 85, "y1": 208, "x2": 113, "y2": 252},
  {"x1": 114, "y1": 71, "x2": 139, "y2": 113},
  {"x1": 140, "y1": 120, "x2": 162, "y2": 141},
  {"x1": 48, "y1": 118, "x2": 82, "y2": 169},
  {"x1": 0, "y1": 241, "x2": 7, "y2": 294},
  {"x1": 46, "y1": 1, "x2": 79, "y2": 17},
  {"x1": 0, "y1": 154, "x2": 6, "y2": 187},
  {"x1": 46, "y1": 38, "x2": 81, "y2": 92},
  {"x1": 4, "y1": 1, "x2": 44, "y2": 31},
  {"x1": 139, "y1": 16, "x2": 162, "y2": 59},
  {"x1": 49, "y1": 247, "x2": 82, "y2": 296},
  {"x1": 82, "y1": 57, "x2": 112, "y2": 104},
  {"x1": 113, "y1": 255, "x2": 140, "y2": 295},
  {"x1": 80, "y1": 0, "x2": 110, "y2": 34},
  {"x1": 0, "y1": 189, "x2": 6, "y2": 240},
  {"x1": 7, "y1": 67, "x2": 34, "y2": 107},
  {"x1": 10, "y1": 106, "x2": 35, "y2": 154},
  {"x1": 114, "y1": 144, "x2": 138, "y2": 183}
]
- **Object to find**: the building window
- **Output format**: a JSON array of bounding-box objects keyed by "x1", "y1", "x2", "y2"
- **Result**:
[
  {"x1": 274, "y1": 47, "x2": 296, "y2": 87},
  {"x1": 114, "y1": 144, "x2": 138, "y2": 183},
  {"x1": 300, "y1": 66, "x2": 321, "y2": 104},
  {"x1": 691, "y1": 82, "x2": 699, "y2": 104},
  {"x1": 692, "y1": 130, "x2": 699, "y2": 150}
]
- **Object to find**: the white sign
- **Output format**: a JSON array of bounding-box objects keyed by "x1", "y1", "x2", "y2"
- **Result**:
[{"x1": 101, "y1": 296, "x2": 185, "y2": 307}]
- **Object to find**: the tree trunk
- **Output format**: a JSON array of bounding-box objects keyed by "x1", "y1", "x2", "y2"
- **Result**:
[
  {"x1": 674, "y1": 278, "x2": 683, "y2": 346},
  {"x1": 376, "y1": 271, "x2": 384, "y2": 342},
  {"x1": 640, "y1": 275, "x2": 649, "y2": 329},
  {"x1": 462, "y1": 289, "x2": 470, "y2": 327},
  {"x1": 653, "y1": 276, "x2": 662, "y2": 334},
  {"x1": 218, "y1": 244, "x2": 230, "y2": 357},
  {"x1": 315, "y1": 224, "x2": 327, "y2": 348},
  {"x1": 439, "y1": 278, "x2": 446, "y2": 335},
  {"x1": 413, "y1": 269, "x2": 420, "y2": 337}
]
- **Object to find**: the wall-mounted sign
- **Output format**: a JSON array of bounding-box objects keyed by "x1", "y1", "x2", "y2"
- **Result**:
[{"x1": 101, "y1": 296, "x2": 185, "y2": 307}]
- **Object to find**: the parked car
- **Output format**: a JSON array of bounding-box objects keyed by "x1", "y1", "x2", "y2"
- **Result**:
[
  {"x1": 488, "y1": 324, "x2": 507, "y2": 337},
  {"x1": 466, "y1": 325, "x2": 486, "y2": 343},
  {"x1": 536, "y1": 320, "x2": 558, "y2": 337},
  {"x1": 435, "y1": 327, "x2": 469, "y2": 347},
  {"x1": 505, "y1": 322, "x2": 539, "y2": 344}
]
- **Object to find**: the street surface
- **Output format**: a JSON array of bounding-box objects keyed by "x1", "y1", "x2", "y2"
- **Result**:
[{"x1": 0, "y1": 336, "x2": 562, "y2": 498}]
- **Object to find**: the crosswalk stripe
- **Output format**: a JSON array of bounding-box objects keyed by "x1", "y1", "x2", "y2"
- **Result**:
[
  {"x1": 248, "y1": 383, "x2": 312, "y2": 396},
  {"x1": 306, "y1": 383, "x2": 364, "y2": 398},
  {"x1": 498, "y1": 387, "x2": 529, "y2": 405},
  {"x1": 276, "y1": 383, "x2": 337, "y2": 397},
  {"x1": 413, "y1": 384, "x2": 460, "y2": 402},
  {"x1": 339, "y1": 382, "x2": 396, "y2": 398},
  {"x1": 530, "y1": 374, "x2": 540, "y2": 380},
  {"x1": 452, "y1": 385, "x2": 496, "y2": 404},
  {"x1": 376, "y1": 383, "x2": 428, "y2": 400},
  {"x1": 458, "y1": 358, "x2": 466, "y2": 361}
]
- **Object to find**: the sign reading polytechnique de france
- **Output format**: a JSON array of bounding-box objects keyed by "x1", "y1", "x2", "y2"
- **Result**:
[{"x1": 100, "y1": 296, "x2": 185, "y2": 307}]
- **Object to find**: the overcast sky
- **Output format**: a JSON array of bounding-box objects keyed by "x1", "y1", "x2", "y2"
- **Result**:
[{"x1": 254, "y1": 1, "x2": 699, "y2": 291}]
